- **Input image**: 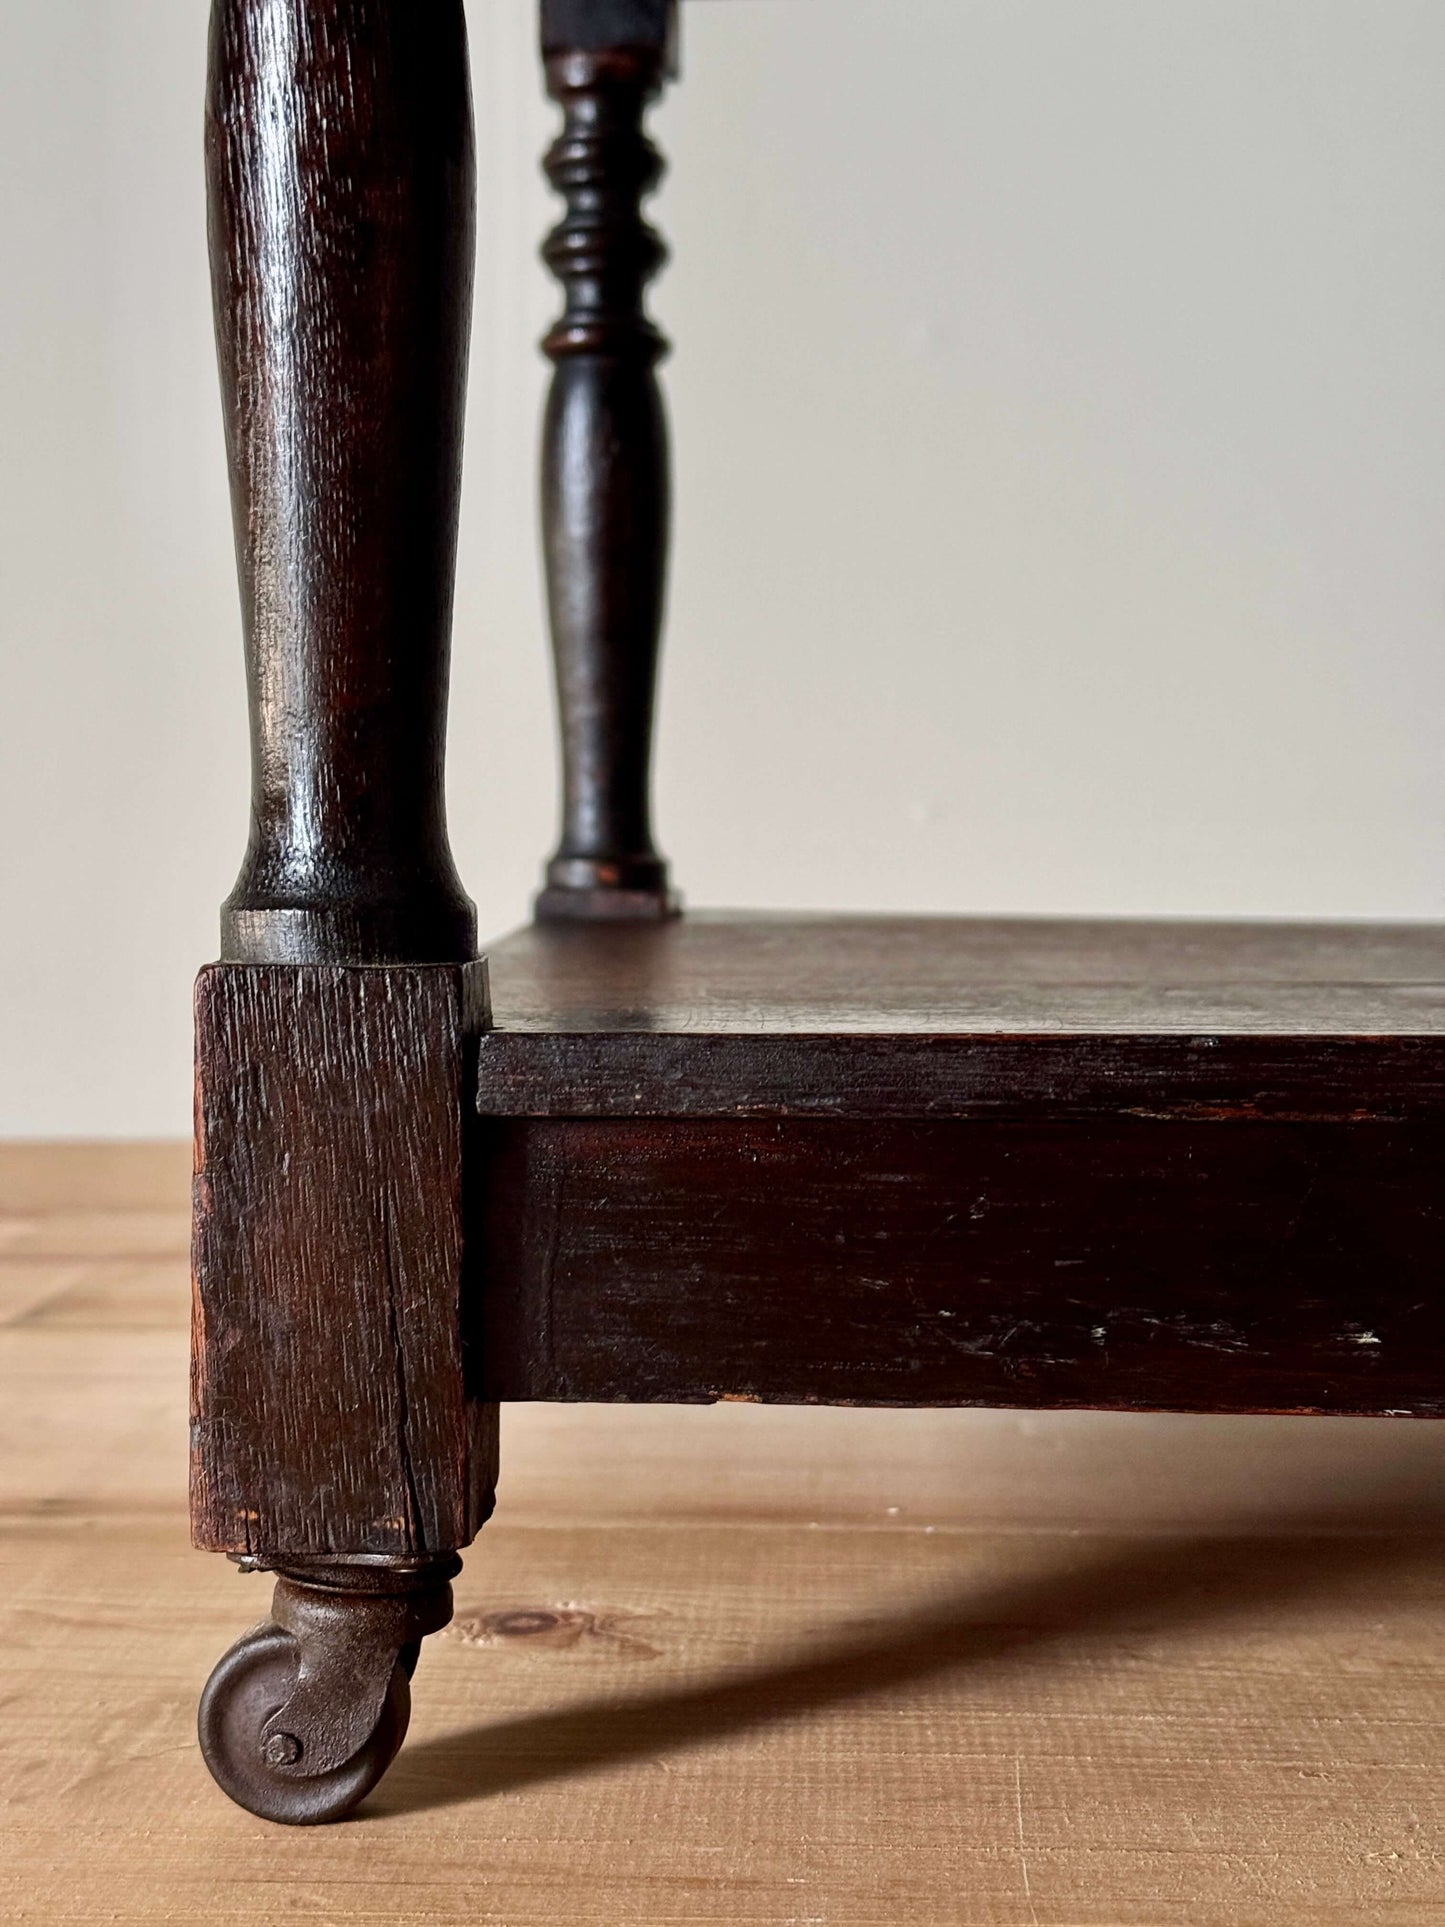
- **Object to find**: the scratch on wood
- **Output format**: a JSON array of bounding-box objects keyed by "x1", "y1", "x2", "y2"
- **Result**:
[
  {"x1": 380, "y1": 1186, "x2": 424, "y2": 1555},
  {"x1": 475, "y1": 1115, "x2": 1445, "y2": 1413},
  {"x1": 1014, "y1": 1756, "x2": 1040, "y2": 1926}
]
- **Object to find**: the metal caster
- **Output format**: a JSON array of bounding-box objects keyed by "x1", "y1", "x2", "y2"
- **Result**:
[
  {"x1": 198, "y1": 1556, "x2": 458, "y2": 1825},
  {"x1": 199, "y1": 1621, "x2": 411, "y2": 1824}
]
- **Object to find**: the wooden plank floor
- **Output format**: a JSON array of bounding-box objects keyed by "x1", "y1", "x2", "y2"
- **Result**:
[{"x1": 4, "y1": 1145, "x2": 1445, "y2": 1925}]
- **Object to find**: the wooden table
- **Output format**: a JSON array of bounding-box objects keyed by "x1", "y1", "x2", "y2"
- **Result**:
[{"x1": 186, "y1": 0, "x2": 1445, "y2": 1824}]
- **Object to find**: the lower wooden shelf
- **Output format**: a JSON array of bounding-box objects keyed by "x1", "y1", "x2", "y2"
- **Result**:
[{"x1": 473, "y1": 912, "x2": 1445, "y2": 1417}]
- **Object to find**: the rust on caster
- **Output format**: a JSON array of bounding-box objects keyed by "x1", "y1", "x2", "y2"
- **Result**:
[
  {"x1": 258, "y1": 1559, "x2": 459, "y2": 1777},
  {"x1": 263, "y1": 1731, "x2": 302, "y2": 1768}
]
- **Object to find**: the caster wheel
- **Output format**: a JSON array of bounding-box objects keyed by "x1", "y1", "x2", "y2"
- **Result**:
[{"x1": 198, "y1": 1622, "x2": 410, "y2": 1824}]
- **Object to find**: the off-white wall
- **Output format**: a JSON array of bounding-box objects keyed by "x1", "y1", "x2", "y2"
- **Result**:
[{"x1": 2, "y1": 1, "x2": 1443, "y2": 1137}]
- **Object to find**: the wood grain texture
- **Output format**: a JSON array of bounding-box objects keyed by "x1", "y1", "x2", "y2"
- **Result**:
[
  {"x1": 477, "y1": 914, "x2": 1445, "y2": 1118},
  {"x1": 7, "y1": 1516, "x2": 1445, "y2": 1926},
  {"x1": 0, "y1": 1259, "x2": 189, "y2": 1330},
  {"x1": 207, "y1": 0, "x2": 477, "y2": 965},
  {"x1": 191, "y1": 963, "x2": 496, "y2": 1558},
  {"x1": 477, "y1": 1115, "x2": 1445, "y2": 1415},
  {"x1": 534, "y1": 16, "x2": 680, "y2": 922}
]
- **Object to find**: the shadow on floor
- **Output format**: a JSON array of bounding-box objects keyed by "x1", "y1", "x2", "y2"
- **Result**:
[{"x1": 377, "y1": 1518, "x2": 1442, "y2": 1818}]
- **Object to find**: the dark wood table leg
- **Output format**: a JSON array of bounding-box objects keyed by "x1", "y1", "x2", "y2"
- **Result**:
[
  {"x1": 534, "y1": 0, "x2": 681, "y2": 922},
  {"x1": 192, "y1": 0, "x2": 493, "y2": 1824}
]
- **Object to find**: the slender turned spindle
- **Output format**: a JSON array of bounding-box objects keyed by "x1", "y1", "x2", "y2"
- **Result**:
[
  {"x1": 208, "y1": 0, "x2": 477, "y2": 965},
  {"x1": 535, "y1": 0, "x2": 681, "y2": 922}
]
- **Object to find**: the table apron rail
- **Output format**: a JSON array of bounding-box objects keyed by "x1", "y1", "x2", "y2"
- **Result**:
[{"x1": 472, "y1": 1115, "x2": 1445, "y2": 1415}]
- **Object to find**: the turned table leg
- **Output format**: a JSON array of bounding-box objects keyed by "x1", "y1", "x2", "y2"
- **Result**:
[
  {"x1": 193, "y1": 0, "x2": 492, "y2": 1824},
  {"x1": 535, "y1": 0, "x2": 681, "y2": 922}
]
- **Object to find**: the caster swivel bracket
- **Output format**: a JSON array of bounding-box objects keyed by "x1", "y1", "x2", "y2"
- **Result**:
[{"x1": 262, "y1": 1558, "x2": 459, "y2": 1778}]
